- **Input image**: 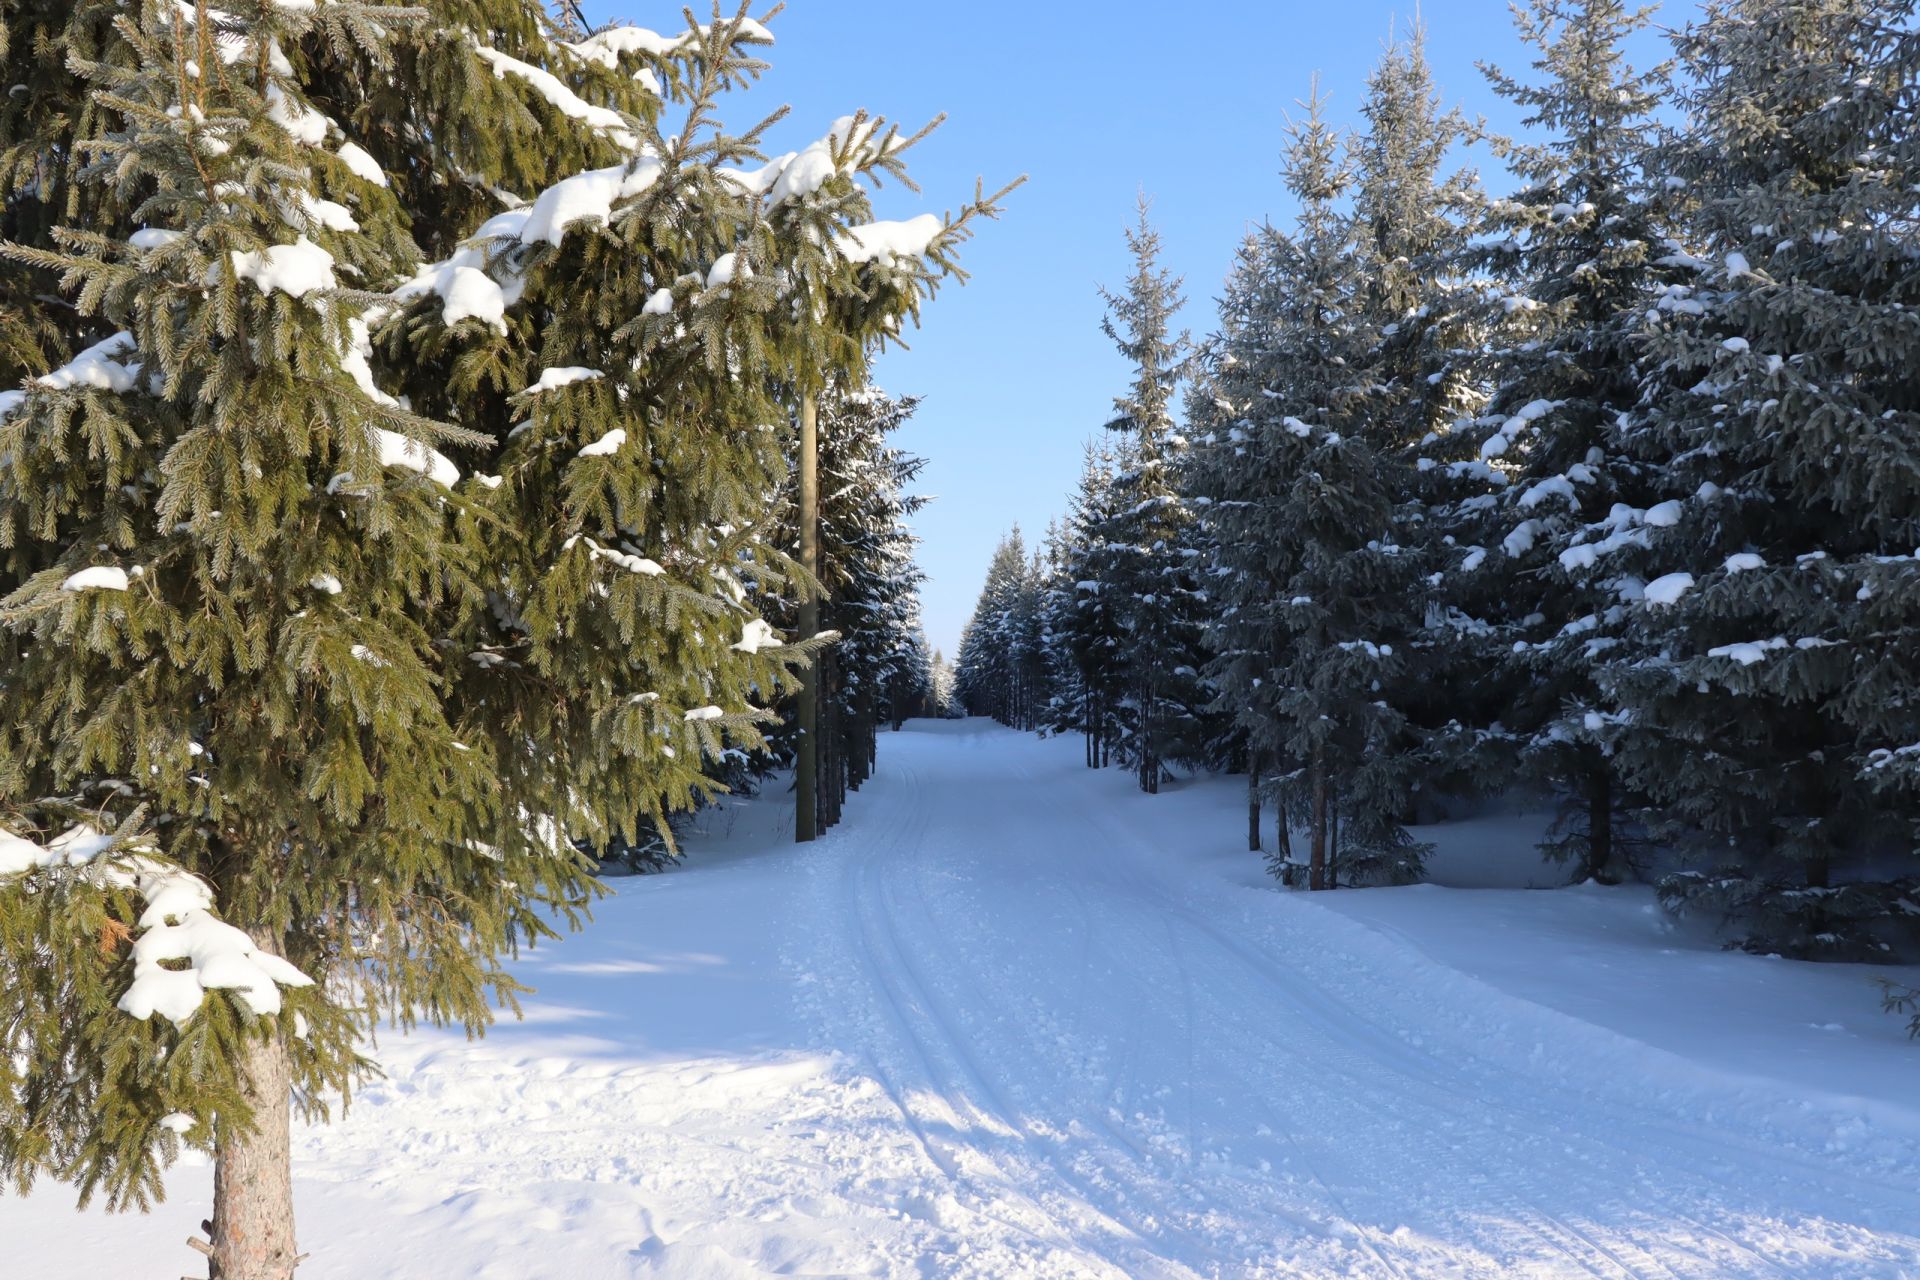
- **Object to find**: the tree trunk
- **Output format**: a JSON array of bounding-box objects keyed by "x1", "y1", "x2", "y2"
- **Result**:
[
  {"x1": 832, "y1": 681, "x2": 847, "y2": 825},
  {"x1": 1585, "y1": 756, "x2": 1614, "y2": 885},
  {"x1": 209, "y1": 944, "x2": 298, "y2": 1279},
  {"x1": 1247, "y1": 747, "x2": 1262, "y2": 853},
  {"x1": 795, "y1": 394, "x2": 819, "y2": 844},
  {"x1": 1309, "y1": 743, "x2": 1327, "y2": 892},
  {"x1": 1327, "y1": 797, "x2": 1339, "y2": 891},
  {"x1": 818, "y1": 656, "x2": 838, "y2": 832},
  {"x1": 1139, "y1": 676, "x2": 1159, "y2": 795},
  {"x1": 831, "y1": 667, "x2": 845, "y2": 823}
]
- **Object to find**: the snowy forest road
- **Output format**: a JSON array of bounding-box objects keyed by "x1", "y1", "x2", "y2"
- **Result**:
[
  {"x1": 6, "y1": 718, "x2": 1917, "y2": 1278},
  {"x1": 781, "y1": 720, "x2": 1920, "y2": 1278}
]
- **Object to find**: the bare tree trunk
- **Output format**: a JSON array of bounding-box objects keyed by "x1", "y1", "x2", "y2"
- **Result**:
[
  {"x1": 1328, "y1": 796, "x2": 1339, "y2": 891},
  {"x1": 1586, "y1": 754, "x2": 1614, "y2": 884},
  {"x1": 795, "y1": 394, "x2": 819, "y2": 844},
  {"x1": 1247, "y1": 747, "x2": 1262, "y2": 853},
  {"x1": 1139, "y1": 675, "x2": 1159, "y2": 795},
  {"x1": 1275, "y1": 786, "x2": 1293, "y2": 865},
  {"x1": 208, "y1": 934, "x2": 298, "y2": 1280},
  {"x1": 1309, "y1": 743, "x2": 1327, "y2": 892},
  {"x1": 819, "y1": 657, "x2": 839, "y2": 832}
]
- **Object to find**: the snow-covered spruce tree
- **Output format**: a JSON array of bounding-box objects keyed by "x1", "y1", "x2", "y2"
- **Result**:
[
  {"x1": 1032, "y1": 516, "x2": 1084, "y2": 743},
  {"x1": 1592, "y1": 0, "x2": 1920, "y2": 959},
  {"x1": 768, "y1": 387, "x2": 932, "y2": 829},
  {"x1": 1048, "y1": 441, "x2": 1129, "y2": 766},
  {"x1": 381, "y1": 9, "x2": 1012, "y2": 846},
  {"x1": 0, "y1": 0, "x2": 139, "y2": 390},
  {"x1": 1191, "y1": 86, "x2": 1427, "y2": 888},
  {"x1": 1018, "y1": 539, "x2": 1054, "y2": 729},
  {"x1": 887, "y1": 623, "x2": 937, "y2": 726},
  {"x1": 955, "y1": 527, "x2": 1048, "y2": 727},
  {"x1": 1345, "y1": 25, "x2": 1488, "y2": 848},
  {"x1": 1227, "y1": 37, "x2": 1464, "y2": 888},
  {"x1": 929, "y1": 645, "x2": 958, "y2": 718},
  {"x1": 0, "y1": 4, "x2": 1012, "y2": 1276},
  {"x1": 384, "y1": 0, "x2": 772, "y2": 881},
  {"x1": 0, "y1": 0, "x2": 687, "y2": 1249},
  {"x1": 816, "y1": 390, "x2": 932, "y2": 769},
  {"x1": 1186, "y1": 206, "x2": 1352, "y2": 863},
  {"x1": 952, "y1": 619, "x2": 986, "y2": 713},
  {"x1": 1094, "y1": 199, "x2": 1212, "y2": 793},
  {"x1": 0, "y1": 1, "x2": 543, "y2": 1273},
  {"x1": 1443, "y1": 0, "x2": 1676, "y2": 882},
  {"x1": 1190, "y1": 227, "x2": 1302, "y2": 867},
  {"x1": 1172, "y1": 363, "x2": 1233, "y2": 775}
]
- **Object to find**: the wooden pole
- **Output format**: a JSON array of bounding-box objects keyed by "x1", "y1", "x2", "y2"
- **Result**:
[{"x1": 796, "y1": 394, "x2": 819, "y2": 844}]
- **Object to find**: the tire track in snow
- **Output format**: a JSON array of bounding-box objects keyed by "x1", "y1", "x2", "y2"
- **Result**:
[
  {"x1": 1063, "y1": 785, "x2": 1864, "y2": 1279},
  {"x1": 786, "y1": 723, "x2": 1916, "y2": 1278},
  {"x1": 1077, "y1": 813, "x2": 1633, "y2": 1279},
  {"x1": 907, "y1": 735, "x2": 1662, "y2": 1277},
  {"x1": 815, "y1": 759, "x2": 1109, "y2": 1274},
  {"x1": 844, "y1": 764, "x2": 1212, "y2": 1278}
]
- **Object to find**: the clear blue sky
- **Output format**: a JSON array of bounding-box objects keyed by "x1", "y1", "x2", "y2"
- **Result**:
[{"x1": 587, "y1": 2, "x2": 1684, "y2": 656}]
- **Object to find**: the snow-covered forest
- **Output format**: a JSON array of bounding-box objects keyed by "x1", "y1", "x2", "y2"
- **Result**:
[
  {"x1": 958, "y1": 1, "x2": 1920, "y2": 962},
  {"x1": 0, "y1": 0, "x2": 1916, "y2": 1277}
]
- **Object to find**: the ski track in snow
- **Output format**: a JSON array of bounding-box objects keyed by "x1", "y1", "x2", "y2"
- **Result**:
[{"x1": 5, "y1": 719, "x2": 1918, "y2": 1278}]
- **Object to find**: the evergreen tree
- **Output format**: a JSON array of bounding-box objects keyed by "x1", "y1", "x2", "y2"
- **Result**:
[
  {"x1": 1445, "y1": 0, "x2": 1676, "y2": 882},
  {"x1": 929, "y1": 645, "x2": 958, "y2": 718},
  {"x1": 0, "y1": 4, "x2": 1013, "y2": 1274},
  {"x1": 384, "y1": 18, "x2": 1013, "y2": 845},
  {"x1": 887, "y1": 624, "x2": 938, "y2": 726},
  {"x1": 1595, "y1": 0, "x2": 1920, "y2": 958},
  {"x1": 1191, "y1": 219, "x2": 1311, "y2": 872},
  {"x1": 1033, "y1": 514, "x2": 1085, "y2": 746},
  {"x1": 1190, "y1": 86, "x2": 1428, "y2": 888},
  {"x1": 954, "y1": 526, "x2": 1048, "y2": 727},
  {"x1": 0, "y1": 0, "x2": 135, "y2": 389},
  {"x1": 0, "y1": 5, "x2": 531, "y2": 1273},
  {"x1": 1049, "y1": 441, "x2": 1129, "y2": 766},
  {"x1": 1093, "y1": 198, "x2": 1211, "y2": 793},
  {"x1": 770, "y1": 387, "x2": 933, "y2": 828},
  {"x1": 1345, "y1": 25, "x2": 1481, "y2": 866}
]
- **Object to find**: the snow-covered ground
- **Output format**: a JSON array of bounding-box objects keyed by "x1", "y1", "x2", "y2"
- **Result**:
[{"x1": 6, "y1": 719, "x2": 1917, "y2": 1278}]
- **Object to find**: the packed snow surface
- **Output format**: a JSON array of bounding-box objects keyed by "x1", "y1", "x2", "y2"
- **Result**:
[{"x1": 5, "y1": 721, "x2": 1916, "y2": 1277}]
